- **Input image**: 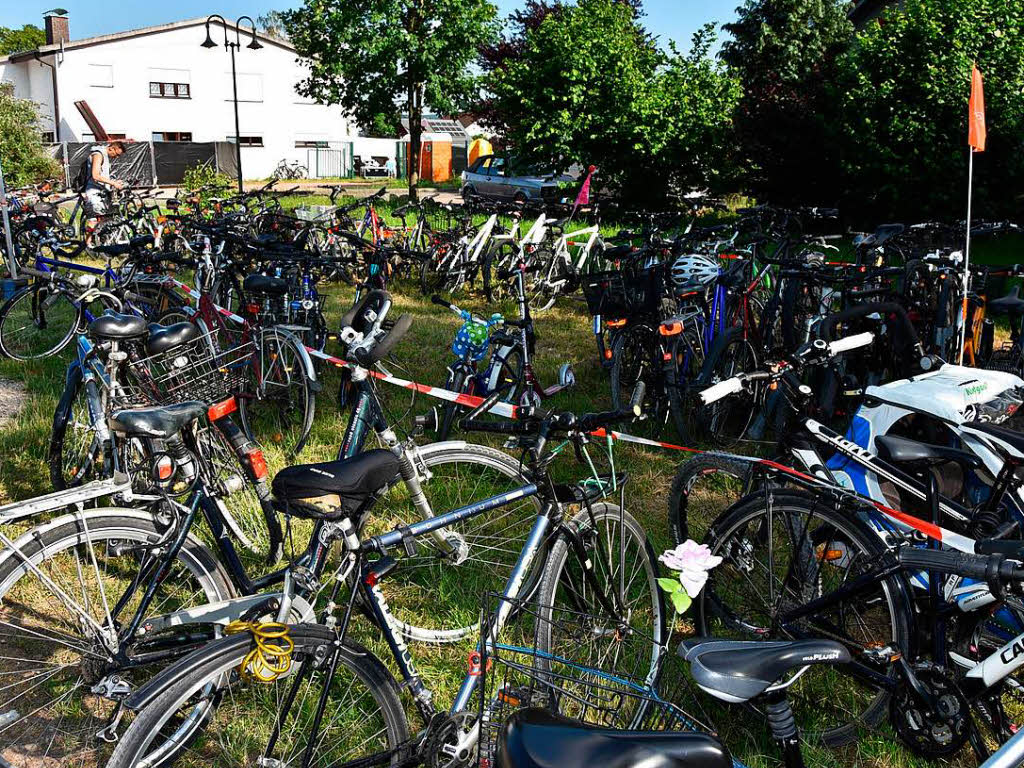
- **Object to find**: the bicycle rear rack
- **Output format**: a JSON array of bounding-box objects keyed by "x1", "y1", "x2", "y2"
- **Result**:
[{"x1": 0, "y1": 473, "x2": 133, "y2": 524}]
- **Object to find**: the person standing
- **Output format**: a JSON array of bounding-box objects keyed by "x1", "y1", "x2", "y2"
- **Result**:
[{"x1": 82, "y1": 141, "x2": 126, "y2": 237}]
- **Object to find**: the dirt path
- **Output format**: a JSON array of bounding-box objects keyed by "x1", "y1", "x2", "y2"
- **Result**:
[{"x1": 0, "y1": 378, "x2": 27, "y2": 428}]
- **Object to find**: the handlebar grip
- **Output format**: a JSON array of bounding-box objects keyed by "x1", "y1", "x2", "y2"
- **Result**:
[
  {"x1": 354, "y1": 313, "x2": 412, "y2": 367},
  {"x1": 431, "y1": 295, "x2": 452, "y2": 309},
  {"x1": 18, "y1": 266, "x2": 52, "y2": 279},
  {"x1": 629, "y1": 381, "x2": 646, "y2": 416},
  {"x1": 897, "y1": 547, "x2": 1021, "y2": 581},
  {"x1": 699, "y1": 377, "x2": 744, "y2": 405},
  {"x1": 827, "y1": 332, "x2": 874, "y2": 356},
  {"x1": 458, "y1": 418, "x2": 524, "y2": 435},
  {"x1": 578, "y1": 410, "x2": 629, "y2": 432}
]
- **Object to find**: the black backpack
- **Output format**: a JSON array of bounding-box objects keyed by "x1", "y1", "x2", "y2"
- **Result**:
[{"x1": 72, "y1": 151, "x2": 99, "y2": 193}]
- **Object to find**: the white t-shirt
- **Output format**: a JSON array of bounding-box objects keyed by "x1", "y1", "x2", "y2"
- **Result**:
[{"x1": 85, "y1": 146, "x2": 110, "y2": 192}]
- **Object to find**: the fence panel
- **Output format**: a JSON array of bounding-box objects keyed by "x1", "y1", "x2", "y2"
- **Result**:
[{"x1": 305, "y1": 148, "x2": 351, "y2": 178}]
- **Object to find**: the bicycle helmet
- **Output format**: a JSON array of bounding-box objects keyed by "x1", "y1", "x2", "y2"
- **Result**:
[{"x1": 669, "y1": 253, "x2": 719, "y2": 291}]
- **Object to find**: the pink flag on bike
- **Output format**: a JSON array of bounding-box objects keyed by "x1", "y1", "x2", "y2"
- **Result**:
[{"x1": 575, "y1": 165, "x2": 596, "y2": 208}]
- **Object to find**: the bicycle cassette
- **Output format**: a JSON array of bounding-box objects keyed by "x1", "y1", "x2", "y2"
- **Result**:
[{"x1": 890, "y1": 663, "x2": 971, "y2": 758}]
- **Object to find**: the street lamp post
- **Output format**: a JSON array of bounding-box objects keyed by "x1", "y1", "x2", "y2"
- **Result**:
[{"x1": 201, "y1": 15, "x2": 262, "y2": 194}]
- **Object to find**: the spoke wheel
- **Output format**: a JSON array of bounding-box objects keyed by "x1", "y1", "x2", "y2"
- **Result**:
[{"x1": 0, "y1": 285, "x2": 80, "y2": 360}]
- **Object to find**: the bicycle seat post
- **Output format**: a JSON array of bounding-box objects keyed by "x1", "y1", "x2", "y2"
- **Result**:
[{"x1": 762, "y1": 689, "x2": 807, "y2": 768}]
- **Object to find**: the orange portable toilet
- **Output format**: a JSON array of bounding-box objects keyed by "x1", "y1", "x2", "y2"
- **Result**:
[{"x1": 431, "y1": 141, "x2": 452, "y2": 183}]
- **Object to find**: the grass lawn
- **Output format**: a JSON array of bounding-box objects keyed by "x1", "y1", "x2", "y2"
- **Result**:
[{"x1": 1, "y1": 198, "x2": 1011, "y2": 767}]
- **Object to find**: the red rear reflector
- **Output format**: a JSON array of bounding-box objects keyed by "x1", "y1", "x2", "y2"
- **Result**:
[
  {"x1": 155, "y1": 456, "x2": 174, "y2": 481},
  {"x1": 659, "y1": 322, "x2": 683, "y2": 336},
  {"x1": 606, "y1": 318, "x2": 627, "y2": 328},
  {"x1": 247, "y1": 449, "x2": 269, "y2": 480},
  {"x1": 603, "y1": 349, "x2": 613, "y2": 360},
  {"x1": 207, "y1": 397, "x2": 238, "y2": 421}
]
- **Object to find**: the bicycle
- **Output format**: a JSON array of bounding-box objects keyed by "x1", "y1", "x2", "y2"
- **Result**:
[
  {"x1": 104, "y1": 384, "x2": 663, "y2": 768},
  {"x1": 0, "y1": 306, "x2": 542, "y2": 765}
]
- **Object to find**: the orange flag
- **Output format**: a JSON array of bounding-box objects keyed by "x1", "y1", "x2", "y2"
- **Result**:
[{"x1": 968, "y1": 64, "x2": 986, "y2": 152}]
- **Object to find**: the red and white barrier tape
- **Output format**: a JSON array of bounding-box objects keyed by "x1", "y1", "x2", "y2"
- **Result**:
[
  {"x1": 163, "y1": 277, "x2": 247, "y2": 325},
  {"x1": 304, "y1": 346, "x2": 519, "y2": 419}
]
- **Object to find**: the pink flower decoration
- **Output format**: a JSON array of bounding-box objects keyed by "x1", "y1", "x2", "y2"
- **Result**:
[{"x1": 659, "y1": 540, "x2": 723, "y2": 599}]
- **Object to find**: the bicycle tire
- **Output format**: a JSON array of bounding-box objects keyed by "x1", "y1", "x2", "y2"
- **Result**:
[
  {"x1": 106, "y1": 625, "x2": 409, "y2": 768},
  {"x1": 437, "y1": 367, "x2": 470, "y2": 441},
  {"x1": 697, "y1": 327, "x2": 760, "y2": 448},
  {"x1": 535, "y1": 503, "x2": 666, "y2": 689},
  {"x1": 48, "y1": 363, "x2": 106, "y2": 490},
  {"x1": 0, "y1": 509, "x2": 233, "y2": 767},
  {"x1": 361, "y1": 441, "x2": 543, "y2": 644},
  {"x1": 238, "y1": 326, "x2": 316, "y2": 459},
  {"x1": 668, "y1": 452, "x2": 756, "y2": 547},
  {"x1": 0, "y1": 283, "x2": 81, "y2": 360},
  {"x1": 697, "y1": 490, "x2": 912, "y2": 747}
]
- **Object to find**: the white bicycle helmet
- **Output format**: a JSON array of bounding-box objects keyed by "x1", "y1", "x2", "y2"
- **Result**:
[{"x1": 670, "y1": 253, "x2": 719, "y2": 290}]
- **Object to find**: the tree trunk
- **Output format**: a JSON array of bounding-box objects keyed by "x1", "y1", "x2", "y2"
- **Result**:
[{"x1": 408, "y1": 79, "x2": 422, "y2": 201}]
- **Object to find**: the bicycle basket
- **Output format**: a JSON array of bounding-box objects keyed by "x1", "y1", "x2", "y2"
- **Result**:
[
  {"x1": 124, "y1": 328, "x2": 254, "y2": 406},
  {"x1": 988, "y1": 342, "x2": 1023, "y2": 375},
  {"x1": 581, "y1": 267, "x2": 664, "y2": 318},
  {"x1": 474, "y1": 595, "x2": 723, "y2": 768}
]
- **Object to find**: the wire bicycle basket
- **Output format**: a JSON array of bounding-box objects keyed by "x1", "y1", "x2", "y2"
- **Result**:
[
  {"x1": 124, "y1": 328, "x2": 254, "y2": 406},
  {"x1": 474, "y1": 594, "x2": 723, "y2": 768},
  {"x1": 582, "y1": 267, "x2": 664, "y2": 318}
]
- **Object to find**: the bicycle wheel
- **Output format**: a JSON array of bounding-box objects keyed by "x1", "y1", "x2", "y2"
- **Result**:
[
  {"x1": 527, "y1": 249, "x2": 564, "y2": 312},
  {"x1": 239, "y1": 327, "x2": 316, "y2": 459},
  {"x1": 535, "y1": 503, "x2": 666, "y2": 686},
  {"x1": 667, "y1": 452, "x2": 757, "y2": 547},
  {"x1": 483, "y1": 242, "x2": 515, "y2": 303},
  {"x1": 106, "y1": 625, "x2": 409, "y2": 768},
  {"x1": 0, "y1": 510, "x2": 233, "y2": 768},
  {"x1": 49, "y1": 364, "x2": 102, "y2": 489},
  {"x1": 0, "y1": 283, "x2": 81, "y2": 360},
  {"x1": 667, "y1": 329, "x2": 706, "y2": 444},
  {"x1": 437, "y1": 368, "x2": 471, "y2": 441},
  {"x1": 697, "y1": 490, "x2": 912, "y2": 746},
  {"x1": 610, "y1": 328, "x2": 668, "y2": 437},
  {"x1": 697, "y1": 327, "x2": 760, "y2": 448},
  {"x1": 361, "y1": 442, "x2": 543, "y2": 643}
]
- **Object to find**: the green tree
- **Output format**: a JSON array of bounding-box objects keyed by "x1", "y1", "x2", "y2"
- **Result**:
[
  {"x1": 0, "y1": 83, "x2": 59, "y2": 187},
  {"x1": 834, "y1": 0, "x2": 1024, "y2": 220},
  {"x1": 720, "y1": 0, "x2": 853, "y2": 205},
  {"x1": 284, "y1": 0, "x2": 499, "y2": 198},
  {"x1": 483, "y1": 0, "x2": 739, "y2": 202},
  {"x1": 0, "y1": 24, "x2": 45, "y2": 55}
]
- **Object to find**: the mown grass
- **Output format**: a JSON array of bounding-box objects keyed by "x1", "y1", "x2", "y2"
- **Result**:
[{"x1": 2, "y1": 199, "x2": 1017, "y2": 767}]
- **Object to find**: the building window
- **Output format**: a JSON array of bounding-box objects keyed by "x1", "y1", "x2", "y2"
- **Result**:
[
  {"x1": 150, "y1": 82, "x2": 190, "y2": 99},
  {"x1": 88, "y1": 63, "x2": 113, "y2": 87},
  {"x1": 295, "y1": 140, "x2": 329, "y2": 148},
  {"x1": 152, "y1": 132, "x2": 192, "y2": 142},
  {"x1": 40, "y1": 131, "x2": 55, "y2": 143},
  {"x1": 229, "y1": 135, "x2": 264, "y2": 147}
]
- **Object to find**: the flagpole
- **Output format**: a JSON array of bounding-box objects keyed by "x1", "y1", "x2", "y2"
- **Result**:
[{"x1": 959, "y1": 148, "x2": 973, "y2": 366}]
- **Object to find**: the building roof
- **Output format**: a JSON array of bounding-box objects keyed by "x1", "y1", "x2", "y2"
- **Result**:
[{"x1": 0, "y1": 16, "x2": 293, "y2": 64}]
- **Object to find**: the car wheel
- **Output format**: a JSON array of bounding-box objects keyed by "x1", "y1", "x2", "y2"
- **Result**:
[
  {"x1": 513, "y1": 191, "x2": 528, "y2": 205},
  {"x1": 462, "y1": 185, "x2": 477, "y2": 202}
]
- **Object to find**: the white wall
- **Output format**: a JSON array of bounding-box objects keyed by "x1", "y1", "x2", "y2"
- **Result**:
[
  {"x1": 4, "y1": 22, "x2": 355, "y2": 179},
  {"x1": 352, "y1": 137, "x2": 397, "y2": 164}
]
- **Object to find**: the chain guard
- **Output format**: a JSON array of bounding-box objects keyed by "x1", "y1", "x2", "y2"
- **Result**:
[{"x1": 890, "y1": 664, "x2": 971, "y2": 758}]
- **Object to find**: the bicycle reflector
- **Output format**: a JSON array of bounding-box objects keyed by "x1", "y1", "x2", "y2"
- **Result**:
[
  {"x1": 606, "y1": 318, "x2": 627, "y2": 328},
  {"x1": 246, "y1": 448, "x2": 269, "y2": 480},
  {"x1": 207, "y1": 397, "x2": 238, "y2": 421},
  {"x1": 659, "y1": 320, "x2": 683, "y2": 336}
]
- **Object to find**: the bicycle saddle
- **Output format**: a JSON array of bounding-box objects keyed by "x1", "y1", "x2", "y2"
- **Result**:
[
  {"x1": 987, "y1": 285, "x2": 1024, "y2": 314},
  {"x1": 89, "y1": 312, "x2": 149, "y2": 340},
  {"x1": 853, "y1": 223, "x2": 904, "y2": 248},
  {"x1": 680, "y1": 639, "x2": 849, "y2": 704},
  {"x1": 271, "y1": 449, "x2": 401, "y2": 521},
  {"x1": 107, "y1": 401, "x2": 206, "y2": 438},
  {"x1": 93, "y1": 234, "x2": 155, "y2": 257},
  {"x1": 145, "y1": 322, "x2": 200, "y2": 355},
  {"x1": 875, "y1": 434, "x2": 982, "y2": 471},
  {"x1": 495, "y1": 708, "x2": 731, "y2": 768},
  {"x1": 243, "y1": 274, "x2": 289, "y2": 296}
]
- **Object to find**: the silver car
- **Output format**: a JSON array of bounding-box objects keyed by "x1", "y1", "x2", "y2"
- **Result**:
[{"x1": 460, "y1": 155, "x2": 571, "y2": 203}]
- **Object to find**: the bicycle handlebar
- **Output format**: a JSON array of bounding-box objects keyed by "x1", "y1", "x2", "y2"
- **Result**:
[{"x1": 897, "y1": 546, "x2": 1024, "y2": 582}]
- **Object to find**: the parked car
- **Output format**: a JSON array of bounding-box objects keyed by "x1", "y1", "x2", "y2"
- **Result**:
[{"x1": 460, "y1": 155, "x2": 573, "y2": 203}]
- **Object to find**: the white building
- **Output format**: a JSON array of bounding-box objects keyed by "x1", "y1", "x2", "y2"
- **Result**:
[{"x1": 0, "y1": 13, "x2": 358, "y2": 178}]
